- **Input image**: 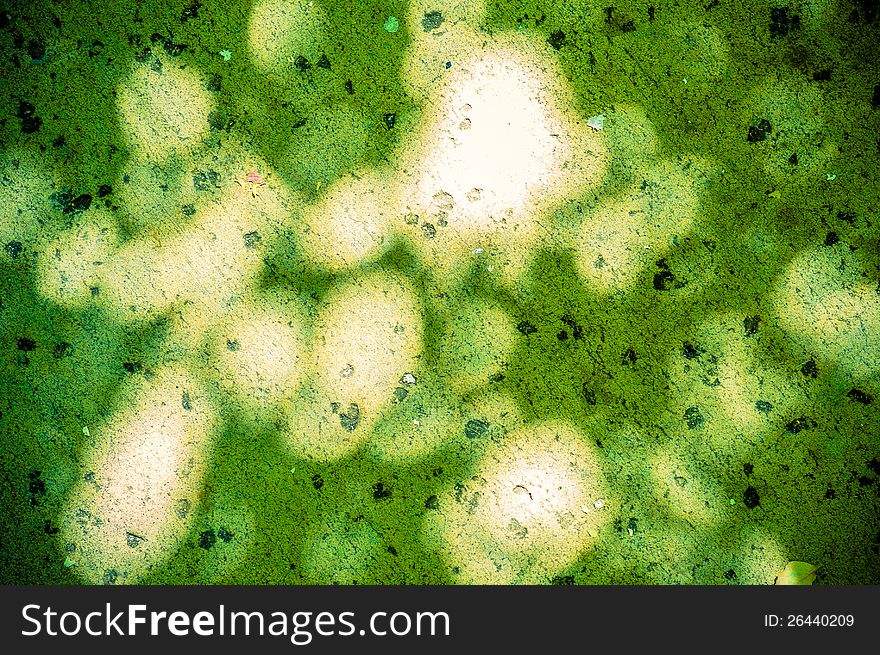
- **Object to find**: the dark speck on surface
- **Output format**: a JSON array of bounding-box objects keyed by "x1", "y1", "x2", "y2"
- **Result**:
[
  {"x1": 684, "y1": 406, "x2": 704, "y2": 429},
  {"x1": 682, "y1": 341, "x2": 703, "y2": 359},
  {"x1": 72, "y1": 194, "x2": 92, "y2": 211},
  {"x1": 516, "y1": 321, "x2": 537, "y2": 335},
  {"x1": 847, "y1": 388, "x2": 873, "y2": 404},
  {"x1": 312, "y1": 473, "x2": 324, "y2": 490},
  {"x1": 217, "y1": 527, "x2": 233, "y2": 542},
  {"x1": 372, "y1": 481, "x2": 392, "y2": 500},
  {"x1": 226, "y1": 339, "x2": 240, "y2": 351},
  {"x1": 743, "y1": 485, "x2": 760, "y2": 508},
  {"x1": 243, "y1": 231, "x2": 262, "y2": 249},
  {"x1": 548, "y1": 29, "x2": 566, "y2": 49},
  {"x1": 755, "y1": 400, "x2": 773, "y2": 413},
  {"x1": 425, "y1": 494, "x2": 439, "y2": 510},
  {"x1": 465, "y1": 418, "x2": 489, "y2": 439},
  {"x1": 4, "y1": 241, "x2": 23, "y2": 257},
  {"x1": 653, "y1": 269, "x2": 683, "y2": 290},
  {"x1": 17, "y1": 337, "x2": 36, "y2": 351},
  {"x1": 743, "y1": 315, "x2": 761, "y2": 336},
  {"x1": 199, "y1": 530, "x2": 216, "y2": 549},
  {"x1": 339, "y1": 403, "x2": 360, "y2": 431},
  {"x1": 747, "y1": 119, "x2": 772, "y2": 142},
  {"x1": 422, "y1": 10, "x2": 444, "y2": 31},
  {"x1": 800, "y1": 358, "x2": 818, "y2": 378},
  {"x1": 785, "y1": 416, "x2": 816, "y2": 433}
]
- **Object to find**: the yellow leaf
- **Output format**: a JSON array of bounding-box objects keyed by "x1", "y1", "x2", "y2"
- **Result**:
[{"x1": 774, "y1": 561, "x2": 818, "y2": 585}]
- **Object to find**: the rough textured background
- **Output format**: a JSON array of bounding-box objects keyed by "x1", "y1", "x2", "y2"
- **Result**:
[{"x1": 0, "y1": 0, "x2": 878, "y2": 584}]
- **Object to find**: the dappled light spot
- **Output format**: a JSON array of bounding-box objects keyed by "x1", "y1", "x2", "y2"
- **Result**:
[
  {"x1": 773, "y1": 247, "x2": 880, "y2": 380},
  {"x1": 61, "y1": 366, "x2": 216, "y2": 583},
  {"x1": 98, "y1": 183, "x2": 285, "y2": 323},
  {"x1": 398, "y1": 31, "x2": 607, "y2": 285},
  {"x1": 248, "y1": 0, "x2": 327, "y2": 78},
  {"x1": 436, "y1": 296, "x2": 517, "y2": 394},
  {"x1": 285, "y1": 272, "x2": 423, "y2": 460},
  {"x1": 36, "y1": 211, "x2": 119, "y2": 307},
  {"x1": 116, "y1": 53, "x2": 214, "y2": 160},
  {"x1": 205, "y1": 297, "x2": 306, "y2": 416},
  {"x1": 297, "y1": 168, "x2": 396, "y2": 271},
  {"x1": 575, "y1": 158, "x2": 710, "y2": 294},
  {"x1": 427, "y1": 421, "x2": 609, "y2": 583}
]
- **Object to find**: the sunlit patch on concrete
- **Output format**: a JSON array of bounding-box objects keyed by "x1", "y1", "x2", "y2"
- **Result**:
[
  {"x1": 773, "y1": 246, "x2": 880, "y2": 380},
  {"x1": 398, "y1": 31, "x2": 607, "y2": 286},
  {"x1": 36, "y1": 211, "x2": 119, "y2": 307},
  {"x1": 116, "y1": 53, "x2": 214, "y2": 160},
  {"x1": 435, "y1": 296, "x2": 517, "y2": 394},
  {"x1": 205, "y1": 296, "x2": 307, "y2": 417},
  {"x1": 297, "y1": 168, "x2": 396, "y2": 271},
  {"x1": 575, "y1": 158, "x2": 711, "y2": 294},
  {"x1": 248, "y1": 0, "x2": 327, "y2": 77},
  {"x1": 61, "y1": 366, "x2": 216, "y2": 583},
  {"x1": 286, "y1": 272, "x2": 423, "y2": 460},
  {"x1": 114, "y1": 160, "x2": 190, "y2": 233},
  {"x1": 97, "y1": 181, "x2": 286, "y2": 323},
  {"x1": 299, "y1": 511, "x2": 383, "y2": 583},
  {"x1": 427, "y1": 421, "x2": 609, "y2": 583}
]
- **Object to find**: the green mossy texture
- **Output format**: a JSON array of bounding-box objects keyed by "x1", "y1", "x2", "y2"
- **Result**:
[{"x1": 0, "y1": 0, "x2": 878, "y2": 584}]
